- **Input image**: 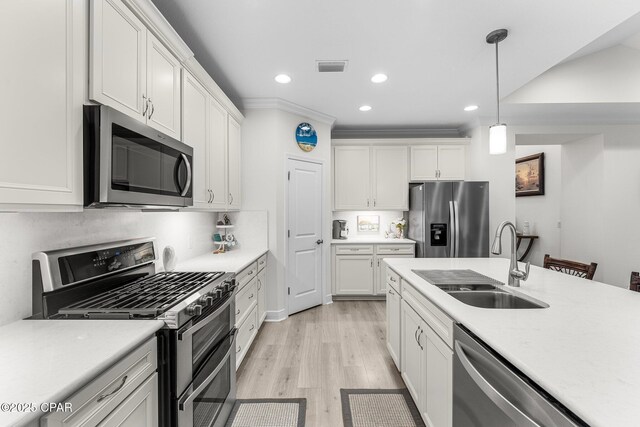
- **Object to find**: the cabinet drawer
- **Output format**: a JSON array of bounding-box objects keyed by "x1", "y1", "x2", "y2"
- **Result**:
[
  {"x1": 335, "y1": 245, "x2": 374, "y2": 255},
  {"x1": 235, "y1": 278, "x2": 257, "y2": 326},
  {"x1": 257, "y1": 254, "x2": 267, "y2": 272},
  {"x1": 236, "y1": 306, "x2": 258, "y2": 369},
  {"x1": 386, "y1": 268, "x2": 401, "y2": 293},
  {"x1": 377, "y1": 244, "x2": 415, "y2": 255},
  {"x1": 236, "y1": 262, "x2": 258, "y2": 290},
  {"x1": 41, "y1": 337, "x2": 157, "y2": 427},
  {"x1": 402, "y1": 281, "x2": 454, "y2": 348}
]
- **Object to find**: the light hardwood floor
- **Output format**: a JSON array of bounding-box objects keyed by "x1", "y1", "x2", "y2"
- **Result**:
[{"x1": 236, "y1": 301, "x2": 405, "y2": 426}]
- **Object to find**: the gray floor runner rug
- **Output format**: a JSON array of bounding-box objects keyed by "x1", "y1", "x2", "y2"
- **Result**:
[{"x1": 340, "y1": 389, "x2": 425, "y2": 427}]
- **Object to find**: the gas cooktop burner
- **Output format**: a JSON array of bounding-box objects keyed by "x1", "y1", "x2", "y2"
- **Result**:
[{"x1": 58, "y1": 271, "x2": 225, "y2": 318}]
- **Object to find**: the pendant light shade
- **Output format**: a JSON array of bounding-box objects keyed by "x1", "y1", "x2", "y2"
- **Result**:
[
  {"x1": 486, "y1": 29, "x2": 508, "y2": 155},
  {"x1": 489, "y1": 124, "x2": 507, "y2": 154}
]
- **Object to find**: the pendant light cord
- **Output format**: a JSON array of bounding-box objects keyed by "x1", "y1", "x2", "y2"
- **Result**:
[{"x1": 495, "y1": 41, "x2": 500, "y2": 123}]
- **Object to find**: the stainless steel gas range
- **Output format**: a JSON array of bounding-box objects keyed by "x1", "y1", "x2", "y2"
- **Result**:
[{"x1": 31, "y1": 238, "x2": 237, "y2": 427}]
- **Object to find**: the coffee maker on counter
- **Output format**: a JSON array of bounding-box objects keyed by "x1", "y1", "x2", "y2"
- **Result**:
[{"x1": 332, "y1": 220, "x2": 348, "y2": 239}]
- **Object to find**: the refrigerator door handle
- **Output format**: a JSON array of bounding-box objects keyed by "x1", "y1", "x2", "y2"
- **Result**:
[
  {"x1": 454, "y1": 201, "x2": 460, "y2": 258},
  {"x1": 449, "y1": 201, "x2": 456, "y2": 258}
]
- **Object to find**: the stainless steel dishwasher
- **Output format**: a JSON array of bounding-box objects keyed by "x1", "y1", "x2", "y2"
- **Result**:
[{"x1": 453, "y1": 324, "x2": 586, "y2": 426}]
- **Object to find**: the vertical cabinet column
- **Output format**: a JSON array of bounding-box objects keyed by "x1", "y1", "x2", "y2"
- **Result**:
[
  {"x1": 227, "y1": 116, "x2": 242, "y2": 210},
  {"x1": 208, "y1": 97, "x2": 229, "y2": 210}
]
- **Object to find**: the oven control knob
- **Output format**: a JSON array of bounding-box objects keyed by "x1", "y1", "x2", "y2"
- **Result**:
[
  {"x1": 215, "y1": 289, "x2": 223, "y2": 298},
  {"x1": 198, "y1": 295, "x2": 214, "y2": 306},
  {"x1": 223, "y1": 281, "x2": 232, "y2": 292},
  {"x1": 186, "y1": 304, "x2": 203, "y2": 316}
]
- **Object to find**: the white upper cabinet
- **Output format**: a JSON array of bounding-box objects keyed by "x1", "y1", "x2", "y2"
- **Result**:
[
  {"x1": 372, "y1": 146, "x2": 408, "y2": 210},
  {"x1": 91, "y1": 0, "x2": 181, "y2": 139},
  {"x1": 437, "y1": 145, "x2": 466, "y2": 180},
  {"x1": 227, "y1": 116, "x2": 242, "y2": 210},
  {"x1": 410, "y1": 146, "x2": 439, "y2": 181},
  {"x1": 0, "y1": 0, "x2": 85, "y2": 209},
  {"x1": 181, "y1": 70, "x2": 209, "y2": 208},
  {"x1": 208, "y1": 97, "x2": 229, "y2": 210},
  {"x1": 90, "y1": 0, "x2": 146, "y2": 119},
  {"x1": 410, "y1": 145, "x2": 466, "y2": 181},
  {"x1": 334, "y1": 146, "x2": 371, "y2": 210},
  {"x1": 146, "y1": 31, "x2": 181, "y2": 138}
]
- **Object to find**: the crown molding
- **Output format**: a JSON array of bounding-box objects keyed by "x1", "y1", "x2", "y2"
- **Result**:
[{"x1": 242, "y1": 98, "x2": 336, "y2": 126}]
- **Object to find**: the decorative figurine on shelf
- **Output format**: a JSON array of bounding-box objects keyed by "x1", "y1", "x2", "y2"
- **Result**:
[
  {"x1": 391, "y1": 218, "x2": 406, "y2": 239},
  {"x1": 213, "y1": 214, "x2": 237, "y2": 254}
]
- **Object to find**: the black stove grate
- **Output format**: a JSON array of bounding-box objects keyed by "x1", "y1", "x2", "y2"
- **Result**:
[{"x1": 58, "y1": 271, "x2": 225, "y2": 317}]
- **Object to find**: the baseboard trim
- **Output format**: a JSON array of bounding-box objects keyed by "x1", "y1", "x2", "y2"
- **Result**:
[
  {"x1": 323, "y1": 294, "x2": 333, "y2": 305},
  {"x1": 331, "y1": 295, "x2": 386, "y2": 301},
  {"x1": 264, "y1": 308, "x2": 287, "y2": 322}
]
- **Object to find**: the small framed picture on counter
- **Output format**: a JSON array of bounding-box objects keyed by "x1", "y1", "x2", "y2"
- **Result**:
[{"x1": 357, "y1": 215, "x2": 380, "y2": 232}]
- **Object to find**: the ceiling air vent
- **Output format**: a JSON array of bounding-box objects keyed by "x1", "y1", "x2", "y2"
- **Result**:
[{"x1": 317, "y1": 60, "x2": 348, "y2": 73}]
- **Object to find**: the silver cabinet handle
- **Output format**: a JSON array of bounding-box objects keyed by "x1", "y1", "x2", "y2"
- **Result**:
[
  {"x1": 248, "y1": 270, "x2": 254, "y2": 275},
  {"x1": 367, "y1": 198, "x2": 370, "y2": 207},
  {"x1": 417, "y1": 328, "x2": 424, "y2": 350},
  {"x1": 249, "y1": 324, "x2": 255, "y2": 331},
  {"x1": 373, "y1": 199, "x2": 376, "y2": 207},
  {"x1": 236, "y1": 309, "x2": 240, "y2": 315},
  {"x1": 210, "y1": 190, "x2": 214, "y2": 203},
  {"x1": 414, "y1": 326, "x2": 420, "y2": 346},
  {"x1": 257, "y1": 279, "x2": 261, "y2": 290},
  {"x1": 388, "y1": 289, "x2": 395, "y2": 295},
  {"x1": 370, "y1": 258, "x2": 373, "y2": 267},
  {"x1": 316, "y1": 239, "x2": 324, "y2": 245},
  {"x1": 249, "y1": 293, "x2": 254, "y2": 299},
  {"x1": 211, "y1": 190, "x2": 215, "y2": 202},
  {"x1": 148, "y1": 99, "x2": 155, "y2": 119},
  {"x1": 454, "y1": 340, "x2": 539, "y2": 426},
  {"x1": 390, "y1": 277, "x2": 397, "y2": 282},
  {"x1": 97, "y1": 375, "x2": 127, "y2": 402},
  {"x1": 142, "y1": 95, "x2": 149, "y2": 116},
  {"x1": 236, "y1": 345, "x2": 241, "y2": 353},
  {"x1": 377, "y1": 259, "x2": 380, "y2": 267},
  {"x1": 229, "y1": 193, "x2": 234, "y2": 204}
]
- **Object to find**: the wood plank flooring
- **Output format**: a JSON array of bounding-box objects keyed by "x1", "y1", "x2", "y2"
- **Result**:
[{"x1": 236, "y1": 301, "x2": 405, "y2": 426}]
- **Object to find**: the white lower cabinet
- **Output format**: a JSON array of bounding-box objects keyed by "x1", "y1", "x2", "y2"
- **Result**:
[
  {"x1": 393, "y1": 277, "x2": 453, "y2": 427},
  {"x1": 333, "y1": 243, "x2": 415, "y2": 296},
  {"x1": 236, "y1": 305, "x2": 258, "y2": 370},
  {"x1": 41, "y1": 338, "x2": 158, "y2": 427},
  {"x1": 386, "y1": 268, "x2": 402, "y2": 370},
  {"x1": 257, "y1": 266, "x2": 267, "y2": 327},
  {"x1": 234, "y1": 255, "x2": 267, "y2": 369}
]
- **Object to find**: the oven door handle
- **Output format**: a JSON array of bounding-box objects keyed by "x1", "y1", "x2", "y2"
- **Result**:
[
  {"x1": 178, "y1": 285, "x2": 237, "y2": 341},
  {"x1": 178, "y1": 330, "x2": 237, "y2": 411}
]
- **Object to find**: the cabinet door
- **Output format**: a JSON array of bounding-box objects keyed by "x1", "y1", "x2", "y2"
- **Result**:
[
  {"x1": 182, "y1": 71, "x2": 210, "y2": 209},
  {"x1": 423, "y1": 325, "x2": 453, "y2": 427},
  {"x1": 97, "y1": 374, "x2": 158, "y2": 427},
  {"x1": 386, "y1": 285, "x2": 401, "y2": 370},
  {"x1": 401, "y1": 300, "x2": 424, "y2": 409},
  {"x1": 334, "y1": 147, "x2": 371, "y2": 210},
  {"x1": 410, "y1": 146, "x2": 438, "y2": 181},
  {"x1": 372, "y1": 146, "x2": 408, "y2": 209},
  {"x1": 334, "y1": 255, "x2": 374, "y2": 295},
  {"x1": 0, "y1": 0, "x2": 84, "y2": 207},
  {"x1": 208, "y1": 97, "x2": 228, "y2": 209},
  {"x1": 227, "y1": 115, "x2": 242, "y2": 210},
  {"x1": 146, "y1": 32, "x2": 181, "y2": 139},
  {"x1": 437, "y1": 145, "x2": 466, "y2": 181},
  {"x1": 375, "y1": 254, "x2": 414, "y2": 295},
  {"x1": 90, "y1": 0, "x2": 146, "y2": 120},
  {"x1": 257, "y1": 267, "x2": 267, "y2": 327}
]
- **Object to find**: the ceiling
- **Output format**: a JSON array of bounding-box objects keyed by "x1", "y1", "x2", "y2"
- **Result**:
[{"x1": 152, "y1": 0, "x2": 640, "y2": 131}]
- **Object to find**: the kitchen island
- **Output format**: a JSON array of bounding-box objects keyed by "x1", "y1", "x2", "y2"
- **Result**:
[{"x1": 385, "y1": 257, "x2": 640, "y2": 427}]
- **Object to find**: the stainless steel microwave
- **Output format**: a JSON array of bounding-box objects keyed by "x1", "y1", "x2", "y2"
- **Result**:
[{"x1": 83, "y1": 105, "x2": 193, "y2": 208}]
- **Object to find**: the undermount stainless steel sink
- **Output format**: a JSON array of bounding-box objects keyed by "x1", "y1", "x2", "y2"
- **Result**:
[{"x1": 447, "y1": 290, "x2": 549, "y2": 309}]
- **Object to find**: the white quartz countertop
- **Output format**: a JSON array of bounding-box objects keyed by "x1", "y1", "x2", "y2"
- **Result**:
[
  {"x1": 0, "y1": 319, "x2": 164, "y2": 426},
  {"x1": 385, "y1": 257, "x2": 640, "y2": 427},
  {"x1": 331, "y1": 237, "x2": 415, "y2": 244},
  {"x1": 176, "y1": 248, "x2": 268, "y2": 274}
]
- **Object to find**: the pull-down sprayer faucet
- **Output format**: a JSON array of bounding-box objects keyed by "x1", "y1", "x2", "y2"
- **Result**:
[{"x1": 491, "y1": 221, "x2": 530, "y2": 287}]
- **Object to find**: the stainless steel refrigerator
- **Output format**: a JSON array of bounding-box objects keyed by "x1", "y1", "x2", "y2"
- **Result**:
[{"x1": 408, "y1": 181, "x2": 489, "y2": 258}]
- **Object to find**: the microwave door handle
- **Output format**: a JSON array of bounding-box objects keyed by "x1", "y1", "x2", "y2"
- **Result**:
[
  {"x1": 178, "y1": 154, "x2": 192, "y2": 197},
  {"x1": 454, "y1": 340, "x2": 540, "y2": 427},
  {"x1": 178, "y1": 330, "x2": 237, "y2": 411}
]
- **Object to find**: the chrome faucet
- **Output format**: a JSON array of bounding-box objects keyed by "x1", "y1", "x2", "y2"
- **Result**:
[{"x1": 491, "y1": 221, "x2": 530, "y2": 287}]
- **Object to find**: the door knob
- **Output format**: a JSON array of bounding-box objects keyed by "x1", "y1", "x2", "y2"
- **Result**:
[{"x1": 316, "y1": 239, "x2": 324, "y2": 245}]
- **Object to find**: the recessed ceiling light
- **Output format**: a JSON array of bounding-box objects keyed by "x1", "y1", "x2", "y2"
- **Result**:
[
  {"x1": 359, "y1": 105, "x2": 372, "y2": 112},
  {"x1": 371, "y1": 73, "x2": 388, "y2": 83},
  {"x1": 464, "y1": 105, "x2": 479, "y2": 111},
  {"x1": 275, "y1": 74, "x2": 291, "y2": 84}
]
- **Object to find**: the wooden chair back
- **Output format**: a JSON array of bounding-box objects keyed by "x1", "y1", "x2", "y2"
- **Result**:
[
  {"x1": 543, "y1": 254, "x2": 597, "y2": 280},
  {"x1": 630, "y1": 272, "x2": 640, "y2": 292}
]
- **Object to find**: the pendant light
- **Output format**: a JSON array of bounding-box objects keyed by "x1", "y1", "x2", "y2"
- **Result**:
[{"x1": 486, "y1": 29, "x2": 508, "y2": 155}]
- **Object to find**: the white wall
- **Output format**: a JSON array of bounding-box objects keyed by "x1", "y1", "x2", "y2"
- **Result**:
[
  {"x1": 465, "y1": 126, "x2": 516, "y2": 257},
  {"x1": 515, "y1": 145, "x2": 562, "y2": 266},
  {"x1": 332, "y1": 211, "x2": 405, "y2": 238},
  {"x1": 0, "y1": 210, "x2": 217, "y2": 326},
  {"x1": 560, "y1": 135, "x2": 605, "y2": 281},
  {"x1": 241, "y1": 106, "x2": 333, "y2": 321}
]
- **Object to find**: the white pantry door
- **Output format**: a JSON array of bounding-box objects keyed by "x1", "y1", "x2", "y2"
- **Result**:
[{"x1": 287, "y1": 158, "x2": 324, "y2": 315}]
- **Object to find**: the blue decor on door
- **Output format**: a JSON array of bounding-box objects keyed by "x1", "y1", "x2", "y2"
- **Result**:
[{"x1": 296, "y1": 122, "x2": 317, "y2": 152}]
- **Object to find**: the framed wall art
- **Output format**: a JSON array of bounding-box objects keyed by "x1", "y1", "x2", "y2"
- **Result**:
[{"x1": 515, "y1": 152, "x2": 545, "y2": 197}]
